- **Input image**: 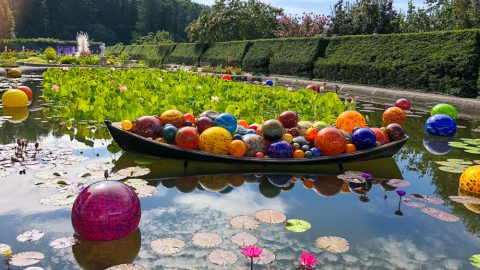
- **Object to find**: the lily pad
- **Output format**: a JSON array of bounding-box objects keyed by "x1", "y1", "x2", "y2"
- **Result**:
[
  {"x1": 35, "y1": 170, "x2": 66, "y2": 180},
  {"x1": 131, "y1": 185, "x2": 157, "y2": 198},
  {"x1": 252, "y1": 249, "x2": 276, "y2": 265},
  {"x1": 229, "y1": 216, "x2": 260, "y2": 230},
  {"x1": 9, "y1": 252, "x2": 44, "y2": 266},
  {"x1": 208, "y1": 249, "x2": 238, "y2": 266},
  {"x1": 123, "y1": 178, "x2": 148, "y2": 187},
  {"x1": 17, "y1": 229, "x2": 44, "y2": 242},
  {"x1": 255, "y1": 209, "x2": 286, "y2": 224},
  {"x1": 402, "y1": 198, "x2": 425, "y2": 209},
  {"x1": 411, "y1": 194, "x2": 445, "y2": 205},
  {"x1": 284, "y1": 219, "x2": 311, "y2": 232},
  {"x1": 449, "y1": 195, "x2": 480, "y2": 204},
  {"x1": 386, "y1": 179, "x2": 411, "y2": 188},
  {"x1": 0, "y1": 243, "x2": 11, "y2": 253},
  {"x1": 315, "y1": 236, "x2": 350, "y2": 253},
  {"x1": 49, "y1": 237, "x2": 78, "y2": 249},
  {"x1": 438, "y1": 166, "x2": 469, "y2": 174},
  {"x1": 86, "y1": 161, "x2": 115, "y2": 171},
  {"x1": 117, "y1": 166, "x2": 150, "y2": 178},
  {"x1": 230, "y1": 232, "x2": 258, "y2": 247},
  {"x1": 40, "y1": 193, "x2": 77, "y2": 206},
  {"x1": 471, "y1": 254, "x2": 480, "y2": 268},
  {"x1": 421, "y1": 207, "x2": 460, "y2": 222},
  {"x1": 448, "y1": 142, "x2": 469, "y2": 148},
  {"x1": 337, "y1": 174, "x2": 366, "y2": 184},
  {"x1": 192, "y1": 232, "x2": 222, "y2": 248},
  {"x1": 106, "y1": 264, "x2": 145, "y2": 270},
  {"x1": 150, "y1": 238, "x2": 184, "y2": 255},
  {"x1": 465, "y1": 149, "x2": 480, "y2": 155}
]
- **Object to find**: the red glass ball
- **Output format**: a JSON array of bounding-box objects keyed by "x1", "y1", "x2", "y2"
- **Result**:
[
  {"x1": 395, "y1": 98, "x2": 411, "y2": 111},
  {"x1": 71, "y1": 181, "x2": 141, "y2": 241},
  {"x1": 278, "y1": 111, "x2": 298, "y2": 128}
]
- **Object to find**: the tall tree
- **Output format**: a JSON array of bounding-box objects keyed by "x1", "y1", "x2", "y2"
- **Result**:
[{"x1": 0, "y1": 0, "x2": 15, "y2": 38}]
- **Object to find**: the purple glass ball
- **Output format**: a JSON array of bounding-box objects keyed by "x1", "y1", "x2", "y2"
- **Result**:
[
  {"x1": 71, "y1": 181, "x2": 141, "y2": 241},
  {"x1": 268, "y1": 141, "x2": 293, "y2": 158}
]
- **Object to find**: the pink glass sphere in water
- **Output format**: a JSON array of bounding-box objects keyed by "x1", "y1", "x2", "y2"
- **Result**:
[{"x1": 71, "y1": 181, "x2": 141, "y2": 241}]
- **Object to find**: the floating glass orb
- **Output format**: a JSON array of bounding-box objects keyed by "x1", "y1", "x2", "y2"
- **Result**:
[
  {"x1": 265, "y1": 80, "x2": 273, "y2": 86},
  {"x1": 267, "y1": 141, "x2": 293, "y2": 158},
  {"x1": 214, "y1": 113, "x2": 237, "y2": 134},
  {"x1": 2, "y1": 89, "x2": 28, "y2": 108},
  {"x1": 199, "y1": 127, "x2": 232, "y2": 154},
  {"x1": 382, "y1": 107, "x2": 406, "y2": 126},
  {"x1": 310, "y1": 147, "x2": 321, "y2": 157},
  {"x1": 235, "y1": 125, "x2": 248, "y2": 136},
  {"x1": 370, "y1": 127, "x2": 390, "y2": 145},
  {"x1": 395, "y1": 98, "x2": 411, "y2": 110},
  {"x1": 336, "y1": 110, "x2": 366, "y2": 134},
  {"x1": 425, "y1": 114, "x2": 457, "y2": 136},
  {"x1": 351, "y1": 128, "x2": 376, "y2": 150},
  {"x1": 431, "y1": 103, "x2": 457, "y2": 120},
  {"x1": 71, "y1": 181, "x2": 141, "y2": 241},
  {"x1": 460, "y1": 165, "x2": 480, "y2": 195}
]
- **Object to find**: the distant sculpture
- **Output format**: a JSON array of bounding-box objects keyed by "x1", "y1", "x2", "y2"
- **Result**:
[
  {"x1": 100, "y1": 43, "x2": 106, "y2": 57},
  {"x1": 4, "y1": 46, "x2": 7, "y2": 52},
  {"x1": 22, "y1": 46, "x2": 25, "y2": 52}
]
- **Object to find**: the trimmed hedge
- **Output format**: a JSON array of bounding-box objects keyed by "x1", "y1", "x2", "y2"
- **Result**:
[
  {"x1": 314, "y1": 30, "x2": 480, "y2": 97},
  {"x1": 0, "y1": 38, "x2": 102, "y2": 53},
  {"x1": 106, "y1": 44, "x2": 125, "y2": 55},
  {"x1": 165, "y1": 43, "x2": 208, "y2": 65},
  {"x1": 120, "y1": 44, "x2": 176, "y2": 66},
  {"x1": 199, "y1": 41, "x2": 252, "y2": 67}
]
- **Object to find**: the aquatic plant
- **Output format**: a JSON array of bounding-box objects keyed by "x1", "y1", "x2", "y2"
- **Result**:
[
  {"x1": 471, "y1": 254, "x2": 480, "y2": 268},
  {"x1": 296, "y1": 251, "x2": 318, "y2": 269},
  {"x1": 242, "y1": 245, "x2": 263, "y2": 269},
  {"x1": 395, "y1": 189, "x2": 406, "y2": 216}
]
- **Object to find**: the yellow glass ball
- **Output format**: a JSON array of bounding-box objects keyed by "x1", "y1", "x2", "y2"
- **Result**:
[
  {"x1": 460, "y1": 165, "x2": 480, "y2": 195},
  {"x1": 2, "y1": 89, "x2": 28, "y2": 108},
  {"x1": 458, "y1": 188, "x2": 480, "y2": 214},
  {"x1": 281, "y1": 133, "x2": 293, "y2": 143},
  {"x1": 7, "y1": 68, "x2": 22, "y2": 78},
  {"x1": 199, "y1": 126, "x2": 232, "y2": 155},
  {"x1": 121, "y1": 120, "x2": 133, "y2": 131}
]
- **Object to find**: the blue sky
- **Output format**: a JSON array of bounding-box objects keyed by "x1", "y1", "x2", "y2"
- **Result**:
[{"x1": 192, "y1": 0, "x2": 426, "y2": 15}]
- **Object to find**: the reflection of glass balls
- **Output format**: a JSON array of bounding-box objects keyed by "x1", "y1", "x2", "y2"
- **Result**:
[
  {"x1": 71, "y1": 181, "x2": 141, "y2": 241},
  {"x1": 242, "y1": 134, "x2": 265, "y2": 157},
  {"x1": 336, "y1": 110, "x2": 366, "y2": 134},
  {"x1": 268, "y1": 141, "x2": 293, "y2": 158},
  {"x1": 423, "y1": 134, "x2": 452, "y2": 155},
  {"x1": 459, "y1": 165, "x2": 480, "y2": 195},
  {"x1": 175, "y1": 127, "x2": 199, "y2": 149},
  {"x1": 214, "y1": 113, "x2": 237, "y2": 134},
  {"x1": 383, "y1": 107, "x2": 406, "y2": 126},
  {"x1": 351, "y1": 128, "x2": 376, "y2": 150},
  {"x1": 199, "y1": 127, "x2": 232, "y2": 154},
  {"x1": 314, "y1": 127, "x2": 347, "y2": 156},
  {"x1": 425, "y1": 114, "x2": 457, "y2": 136},
  {"x1": 2, "y1": 89, "x2": 28, "y2": 108},
  {"x1": 431, "y1": 103, "x2": 457, "y2": 120},
  {"x1": 261, "y1": 120, "x2": 285, "y2": 141}
]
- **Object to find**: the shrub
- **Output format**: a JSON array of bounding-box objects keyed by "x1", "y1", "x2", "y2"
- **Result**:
[
  {"x1": 44, "y1": 47, "x2": 57, "y2": 61},
  {"x1": 243, "y1": 37, "x2": 328, "y2": 78},
  {"x1": 199, "y1": 41, "x2": 252, "y2": 67},
  {"x1": 165, "y1": 43, "x2": 208, "y2": 65},
  {"x1": 119, "y1": 44, "x2": 175, "y2": 66},
  {"x1": 314, "y1": 30, "x2": 480, "y2": 97},
  {"x1": 79, "y1": 56, "x2": 100, "y2": 65},
  {"x1": 59, "y1": 56, "x2": 78, "y2": 64}
]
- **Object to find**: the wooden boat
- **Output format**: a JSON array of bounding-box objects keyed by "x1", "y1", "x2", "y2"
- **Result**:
[{"x1": 105, "y1": 120, "x2": 409, "y2": 165}]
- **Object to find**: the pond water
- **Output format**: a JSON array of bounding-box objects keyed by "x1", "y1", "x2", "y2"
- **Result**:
[{"x1": 0, "y1": 73, "x2": 479, "y2": 269}]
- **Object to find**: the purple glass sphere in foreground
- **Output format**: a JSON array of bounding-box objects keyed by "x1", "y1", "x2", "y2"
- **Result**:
[{"x1": 72, "y1": 181, "x2": 141, "y2": 241}]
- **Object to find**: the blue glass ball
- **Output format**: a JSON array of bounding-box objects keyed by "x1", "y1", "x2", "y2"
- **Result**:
[
  {"x1": 425, "y1": 114, "x2": 456, "y2": 136},
  {"x1": 351, "y1": 128, "x2": 376, "y2": 150},
  {"x1": 162, "y1": 125, "x2": 178, "y2": 143},
  {"x1": 214, "y1": 113, "x2": 237, "y2": 134},
  {"x1": 184, "y1": 121, "x2": 192, "y2": 126},
  {"x1": 235, "y1": 125, "x2": 248, "y2": 136},
  {"x1": 265, "y1": 80, "x2": 273, "y2": 86},
  {"x1": 247, "y1": 129, "x2": 256, "y2": 134},
  {"x1": 310, "y1": 147, "x2": 321, "y2": 157},
  {"x1": 301, "y1": 145, "x2": 310, "y2": 152},
  {"x1": 268, "y1": 141, "x2": 293, "y2": 158},
  {"x1": 233, "y1": 134, "x2": 243, "y2": 140}
]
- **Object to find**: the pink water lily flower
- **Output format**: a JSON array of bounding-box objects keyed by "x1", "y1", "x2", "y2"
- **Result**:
[
  {"x1": 242, "y1": 245, "x2": 263, "y2": 258},
  {"x1": 297, "y1": 251, "x2": 318, "y2": 269},
  {"x1": 52, "y1": 84, "x2": 60, "y2": 91},
  {"x1": 119, "y1": 85, "x2": 128, "y2": 92}
]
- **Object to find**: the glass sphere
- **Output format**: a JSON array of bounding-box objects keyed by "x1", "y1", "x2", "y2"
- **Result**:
[
  {"x1": 351, "y1": 128, "x2": 377, "y2": 150},
  {"x1": 199, "y1": 127, "x2": 232, "y2": 154},
  {"x1": 336, "y1": 110, "x2": 366, "y2": 134},
  {"x1": 425, "y1": 114, "x2": 457, "y2": 136},
  {"x1": 460, "y1": 165, "x2": 480, "y2": 195},
  {"x1": 431, "y1": 103, "x2": 457, "y2": 120},
  {"x1": 214, "y1": 113, "x2": 237, "y2": 134}
]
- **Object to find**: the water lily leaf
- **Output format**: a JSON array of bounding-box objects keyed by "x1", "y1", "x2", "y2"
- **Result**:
[
  {"x1": 134, "y1": 159, "x2": 153, "y2": 165},
  {"x1": 131, "y1": 185, "x2": 157, "y2": 198},
  {"x1": 150, "y1": 238, "x2": 184, "y2": 255},
  {"x1": 123, "y1": 178, "x2": 148, "y2": 187},
  {"x1": 85, "y1": 161, "x2": 114, "y2": 171},
  {"x1": 386, "y1": 179, "x2": 411, "y2": 188},
  {"x1": 17, "y1": 229, "x2": 44, "y2": 242},
  {"x1": 208, "y1": 249, "x2": 237, "y2": 266},
  {"x1": 421, "y1": 207, "x2": 459, "y2": 222},
  {"x1": 192, "y1": 232, "x2": 222, "y2": 248},
  {"x1": 106, "y1": 264, "x2": 145, "y2": 270},
  {"x1": 471, "y1": 254, "x2": 480, "y2": 268},
  {"x1": 285, "y1": 219, "x2": 311, "y2": 232},
  {"x1": 475, "y1": 160, "x2": 480, "y2": 164},
  {"x1": 448, "y1": 142, "x2": 469, "y2": 148},
  {"x1": 315, "y1": 236, "x2": 350, "y2": 253},
  {"x1": 230, "y1": 232, "x2": 258, "y2": 247},
  {"x1": 229, "y1": 216, "x2": 260, "y2": 230},
  {"x1": 49, "y1": 237, "x2": 78, "y2": 249},
  {"x1": 252, "y1": 249, "x2": 276, "y2": 265},
  {"x1": 411, "y1": 194, "x2": 445, "y2": 205},
  {"x1": 402, "y1": 198, "x2": 425, "y2": 208},
  {"x1": 255, "y1": 209, "x2": 286, "y2": 224},
  {"x1": 449, "y1": 196, "x2": 480, "y2": 204},
  {"x1": 0, "y1": 243, "x2": 11, "y2": 253},
  {"x1": 438, "y1": 166, "x2": 468, "y2": 174},
  {"x1": 465, "y1": 149, "x2": 480, "y2": 155},
  {"x1": 40, "y1": 193, "x2": 76, "y2": 206},
  {"x1": 34, "y1": 179, "x2": 70, "y2": 189},
  {"x1": 117, "y1": 166, "x2": 150, "y2": 178},
  {"x1": 35, "y1": 170, "x2": 66, "y2": 180},
  {"x1": 9, "y1": 252, "x2": 44, "y2": 266}
]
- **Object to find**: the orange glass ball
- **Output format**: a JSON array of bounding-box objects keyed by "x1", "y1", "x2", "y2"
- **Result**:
[
  {"x1": 183, "y1": 113, "x2": 195, "y2": 124},
  {"x1": 314, "y1": 127, "x2": 347, "y2": 156},
  {"x1": 305, "y1": 127, "x2": 319, "y2": 141},
  {"x1": 336, "y1": 110, "x2": 366, "y2": 134},
  {"x1": 160, "y1": 110, "x2": 184, "y2": 128},
  {"x1": 237, "y1": 120, "x2": 249, "y2": 128},
  {"x1": 303, "y1": 179, "x2": 314, "y2": 189},
  {"x1": 229, "y1": 140, "x2": 247, "y2": 157},
  {"x1": 383, "y1": 107, "x2": 406, "y2": 126},
  {"x1": 293, "y1": 149, "x2": 305, "y2": 158},
  {"x1": 345, "y1": 143, "x2": 357, "y2": 153}
]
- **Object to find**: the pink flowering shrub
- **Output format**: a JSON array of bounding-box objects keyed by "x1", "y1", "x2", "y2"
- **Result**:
[{"x1": 275, "y1": 13, "x2": 330, "y2": 38}]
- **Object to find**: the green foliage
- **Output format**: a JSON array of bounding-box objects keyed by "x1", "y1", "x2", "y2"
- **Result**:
[
  {"x1": 41, "y1": 68, "x2": 350, "y2": 124},
  {"x1": 78, "y1": 56, "x2": 100, "y2": 65},
  {"x1": 59, "y1": 56, "x2": 78, "y2": 64},
  {"x1": 165, "y1": 43, "x2": 208, "y2": 65},
  {"x1": 186, "y1": 0, "x2": 283, "y2": 43},
  {"x1": 44, "y1": 46, "x2": 57, "y2": 61},
  {"x1": 314, "y1": 30, "x2": 480, "y2": 97},
  {"x1": 106, "y1": 44, "x2": 125, "y2": 55},
  {"x1": 200, "y1": 41, "x2": 252, "y2": 67},
  {"x1": 0, "y1": 0, "x2": 15, "y2": 38},
  {"x1": 243, "y1": 37, "x2": 328, "y2": 78},
  {"x1": 471, "y1": 254, "x2": 480, "y2": 268},
  {"x1": 120, "y1": 44, "x2": 175, "y2": 66},
  {"x1": 133, "y1": 31, "x2": 174, "y2": 45}
]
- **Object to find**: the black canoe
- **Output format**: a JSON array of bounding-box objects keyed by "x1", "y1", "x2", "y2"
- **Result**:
[{"x1": 105, "y1": 120, "x2": 409, "y2": 165}]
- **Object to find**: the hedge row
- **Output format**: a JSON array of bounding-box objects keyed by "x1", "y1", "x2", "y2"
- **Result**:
[
  {"x1": 314, "y1": 30, "x2": 480, "y2": 97},
  {"x1": 1, "y1": 38, "x2": 102, "y2": 53},
  {"x1": 106, "y1": 30, "x2": 480, "y2": 97}
]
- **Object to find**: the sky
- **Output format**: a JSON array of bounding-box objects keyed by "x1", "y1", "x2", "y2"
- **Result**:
[{"x1": 192, "y1": 0, "x2": 426, "y2": 16}]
